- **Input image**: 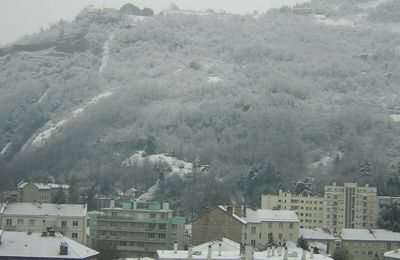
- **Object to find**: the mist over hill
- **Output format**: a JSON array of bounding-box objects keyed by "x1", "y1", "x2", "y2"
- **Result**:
[{"x1": 1, "y1": 1, "x2": 400, "y2": 215}]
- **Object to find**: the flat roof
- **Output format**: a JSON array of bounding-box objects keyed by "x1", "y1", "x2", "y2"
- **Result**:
[
  {"x1": 341, "y1": 229, "x2": 400, "y2": 242},
  {"x1": 300, "y1": 228, "x2": 335, "y2": 241},
  {"x1": 0, "y1": 230, "x2": 98, "y2": 259},
  {"x1": 1, "y1": 203, "x2": 86, "y2": 217},
  {"x1": 158, "y1": 247, "x2": 333, "y2": 260}
]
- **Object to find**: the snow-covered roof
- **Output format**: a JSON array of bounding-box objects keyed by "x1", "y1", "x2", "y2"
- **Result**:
[
  {"x1": 1, "y1": 203, "x2": 86, "y2": 217},
  {"x1": 0, "y1": 230, "x2": 98, "y2": 259},
  {"x1": 193, "y1": 237, "x2": 240, "y2": 252},
  {"x1": 216, "y1": 206, "x2": 299, "y2": 224},
  {"x1": 244, "y1": 209, "x2": 299, "y2": 223},
  {"x1": 158, "y1": 245, "x2": 333, "y2": 260},
  {"x1": 384, "y1": 249, "x2": 400, "y2": 259},
  {"x1": 17, "y1": 182, "x2": 69, "y2": 190},
  {"x1": 341, "y1": 229, "x2": 400, "y2": 242},
  {"x1": 300, "y1": 228, "x2": 335, "y2": 241}
]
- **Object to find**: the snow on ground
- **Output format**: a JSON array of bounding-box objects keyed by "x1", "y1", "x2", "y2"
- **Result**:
[
  {"x1": 126, "y1": 15, "x2": 151, "y2": 25},
  {"x1": 25, "y1": 91, "x2": 113, "y2": 150},
  {"x1": 309, "y1": 152, "x2": 343, "y2": 175},
  {"x1": 0, "y1": 143, "x2": 12, "y2": 155},
  {"x1": 37, "y1": 88, "x2": 50, "y2": 103},
  {"x1": 358, "y1": 0, "x2": 389, "y2": 9},
  {"x1": 207, "y1": 76, "x2": 224, "y2": 84},
  {"x1": 123, "y1": 151, "x2": 193, "y2": 178},
  {"x1": 99, "y1": 33, "x2": 114, "y2": 74},
  {"x1": 137, "y1": 180, "x2": 159, "y2": 201},
  {"x1": 314, "y1": 15, "x2": 355, "y2": 27},
  {"x1": 390, "y1": 114, "x2": 400, "y2": 122}
]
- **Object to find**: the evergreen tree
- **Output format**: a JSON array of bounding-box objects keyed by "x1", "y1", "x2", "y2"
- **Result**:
[
  {"x1": 377, "y1": 202, "x2": 400, "y2": 232},
  {"x1": 360, "y1": 159, "x2": 372, "y2": 177},
  {"x1": 297, "y1": 236, "x2": 309, "y2": 251},
  {"x1": 52, "y1": 189, "x2": 67, "y2": 204}
]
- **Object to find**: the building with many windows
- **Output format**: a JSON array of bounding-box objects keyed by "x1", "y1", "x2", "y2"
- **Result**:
[
  {"x1": 89, "y1": 201, "x2": 185, "y2": 258},
  {"x1": 17, "y1": 181, "x2": 70, "y2": 203},
  {"x1": 191, "y1": 205, "x2": 299, "y2": 249},
  {"x1": 0, "y1": 202, "x2": 87, "y2": 244},
  {"x1": 261, "y1": 191, "x2": 324, "y2": 229},
  {"x1": 262, "y1": 182, "x2": 382, "y2": 234}
]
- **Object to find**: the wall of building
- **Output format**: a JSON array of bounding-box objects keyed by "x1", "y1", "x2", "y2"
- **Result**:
[
  {"x1": 191, "y1": 207, "x2": 243, "y2": 246},
  {"x1": 342, "y1": 240, "x2": 399, "y2": 260}
]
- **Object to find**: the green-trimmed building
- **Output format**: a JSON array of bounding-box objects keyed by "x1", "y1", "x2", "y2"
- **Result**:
[{"x1": 89, "y1": 201, "x2": 185, "y2": 259}]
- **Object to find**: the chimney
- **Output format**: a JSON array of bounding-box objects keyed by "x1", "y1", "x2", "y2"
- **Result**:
[
  {"x1": 234, "y1": 205, "x2": 242, "y2": 217},
  {"x1": 332, "y1": 182, "x2": 336, "y2": 186},
  {"x1": 272, "y1": 246, "x2": 275, "y2": 256},
  {"x1": 207, "y1": 245, "x2": 212, "y2": 258},
  {"x1": 218, "y1": 242, "x2": 222, "y2": 256},
  {"x1": 227, "y1": 205, "x2": 233, "y2": 215},
  {"x1": 243, "y1": 204, "x2": 247, "y2": 217},
  {"x1": 188, "y1": 245, "x2": 193, "y2": 258},
  {"x1": 277, "y1": 242, "x2": 282, "y2": 256},
  {"x1": 173, "y1": 240, "x2": 178, "y2": 254},
  {"x1": 267, "y1": 245, "x2": 271, "y2": 257},
  {"x1": 59, "y1": 242, "x2": 68, "y2": 255},
  {"x1": 283, "y1": 247, "x2": 288, "y2": 260},
  {"x1": 310, "y1": 246, "x2": 314, "y2": 259},
  {"x1": 245, "y1": 244, "x2": 252, "y2": 260},
  {"x1": 302, "y1": 249, "x2": 306, "y2": 260},
  {"x1": 366, "y1": 184, "x2": 369, "y2": 187},
  {"x1": 38, "y1": 202, "x2": 42, "y2": 208},
  {"x1": 49, "y1": 228, "x2": 56, "y2": 237}
]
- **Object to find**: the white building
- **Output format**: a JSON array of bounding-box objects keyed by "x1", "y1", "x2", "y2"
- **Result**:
[
  {"x1": 385, "y1": 249, "x2": 400, "y2": 260},
  {"x1": 0, "y1": 230, "x2": 98, "y2": 259},
  {"x1": 0, "y1": 202, "x2": 87, "y2": 244}
]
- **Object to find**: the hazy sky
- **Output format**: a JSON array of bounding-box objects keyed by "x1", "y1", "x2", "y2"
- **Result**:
[{"x1": 0, "y1": 0, "x2": 308, "y2": 45}]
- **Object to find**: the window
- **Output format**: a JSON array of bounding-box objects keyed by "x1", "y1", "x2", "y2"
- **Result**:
[
  {"x1": 120, "y1": 241, "x2": 127, "y2": 246},
  {"x1": 279, "y1": 233, "x2": 283, "y2": 240},
  {"x1": 159, "y1": 224, "x2": 166, "y2": 229},
  {"x1": 61, "y1": 220, "x2": 67, "y2": 228},
  {"x1": 159, "y1": 233, "x2": 166, "y2": 239},
  {"x1": 111, "y1": 222, "x2": 117, "y2": 227},
  {"x1": 29, "y1": 219, "x2": 35, "y2": 226},
  {"x1": 368, "y1": 251, "x2": 372, "y2": 256},
  {"x1": 148, "y1": 233, "x2": 155, "y2": 239},
  {"x1": 150, "y1": 213, "x2": 156, "y2": 219},
  {"x1": 149, "y1": 223, "x2": 155, "y2": 230},
  {"x1": 137, "y1": 242, "x2": 144, "y2": 247},
  {"x1": 73, "y1": 221, "x2": 79, "y2": 226},
  {"x1": 251, "y1": 227, "x2": 256, "y2": 234},
  {"x1": 72, "y1": 233, "x2": 78, "y2": 239},
  {"x1": 111, "y1": 212, "x2": 118, "y2": 217},
  {"x1": 289, "y1": 223, "x2": 293, "y2": 229},
  {"x1": 251, "y1": 240, "x2": 256, "y2": 247},
  {"x1": 17, "y1": 219, "x2": 24, "y2": 225},
  {"x1": 171, "y1": 224, "x2": 177, "y2": 229},
  {"x1": 268, "y1": 223, "x2": 272, "y2": 228},
  {"x1": 6, "y1": 219, "x2": 12, "y2": 226},
  {"x1": 110, "y1": 231, "x2": 116, "y2": 237},
  {"x1": 279, "y1": 223, "x2": 283, "y2": 228}
]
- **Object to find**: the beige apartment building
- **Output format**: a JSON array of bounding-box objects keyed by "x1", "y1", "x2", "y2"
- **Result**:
[
  {"x1": 89, "y1": 201, "x2": 185, "y2": 258},
  {"x1": 191, "y1": 205, "x2": 299, "y2": 249},
  {"x1": 0, "y1": 202, "x2": 87, "y2": 244},
  {"x1": 261, "y1": 190, "x2": 324, "y2": 229},
  {"x1": 340, "y1": 229, "x2": 400, "y2": 260},
  {"x1": 262, "y1": 182, "x2": 383, "y2": 234},
  {"x1": 17, "y1": 181, "x2": 70, "y2": 203}
]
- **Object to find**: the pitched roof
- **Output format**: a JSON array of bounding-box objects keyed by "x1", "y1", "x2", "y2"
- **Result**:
[
  {"x1": 1, "y1": 203, "x2": 86, "y2": 217},
  {"x1": 341, "y1": 229, "x2": 400, "y2": 242},
  {"x1": 300, "y1": 228, "x2": 335, "y2": 240},
  {"x1": 244, "y1": 209, "x2": 299, "y2": 223},
  {"x1": 384, "y1": 249, "x2": 400, "y2": 259},
  {"x1": 193, "y1": 237, "x2": 240, "y2": 252},
  {"x1": 17, "y1": 182, "x2": 69, "y2": 190},
  {"x1": 0, "y1": 230, "x2": 98, "y2": 259}
]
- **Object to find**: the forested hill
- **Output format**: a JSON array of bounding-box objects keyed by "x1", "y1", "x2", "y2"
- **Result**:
[{"x1": 1, "y1": 1, "x2": 400, "y2": 215}]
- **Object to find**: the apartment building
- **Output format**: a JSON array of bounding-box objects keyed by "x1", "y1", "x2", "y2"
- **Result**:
[
  {"x1": 0, "y1": 202, "x2": 87, "y2": 244},
  {"x1": 262, "y1": 182, "x2": 382, "y2": 234},
  {"x1": 340, "y1": 229, "x2": 400, "y2": 260},
  {"x1": 0, "y1": 230, "x2": 99, "y2": 260},
  {"x1": 17, "y1": 181, "x2": 70, "y2": 203},
  {"x1": 324, "y1": 182, "x2": 379, "y2": 234},
  {"x1": 89, "y1": 201, "x2": 185, "y2": 258},
  {"x1": 191, "y1": 205, "x2": 299, "y2": 249},
  {"x1": 261, "y1": 190, "x2": 324, "y2": 229}
]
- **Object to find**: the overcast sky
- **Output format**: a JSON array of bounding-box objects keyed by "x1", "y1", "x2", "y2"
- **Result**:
[{"x1": 0, "y1": 0, "x2": 308, "y2": 45}]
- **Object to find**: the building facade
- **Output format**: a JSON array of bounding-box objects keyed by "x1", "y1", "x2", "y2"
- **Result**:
[
  {"x1": 0, "y1": 202, "x2": 87, "y2": 244},
  {"x1": 89, "y1": 201, "x2": 185, "y2": 258},
  {"x1": 261, "y1": 191, "x2": 324, "y2": 229},
  {"x1": 340, "y1": 229, "x2": 400, "y2": 260},
  {"x1": 191, "y1": 205, "x2": 299, "y2": 250},
  {"x1": 262, "y1": 182, "x2": 381, "y2": 234},
  {"x1": 17, "y1": 181, "x2": 70, "y2": 203}
]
